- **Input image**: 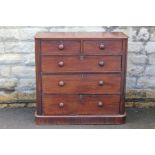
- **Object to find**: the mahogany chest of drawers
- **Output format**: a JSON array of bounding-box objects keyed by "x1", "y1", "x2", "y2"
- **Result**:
[{"x1": 35, "y1": 32, "x2": 128, "y2": 124}]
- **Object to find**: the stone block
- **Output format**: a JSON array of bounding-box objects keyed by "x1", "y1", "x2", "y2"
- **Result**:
[
  {"x1": 0, "y1": 54, "x2": 22, "y2": 64},
  {"x1": 0, "y1": 27, "x2": 48, "y2": 41},
  {"x1": 126, "y1": 89, "x2": 147, "y2": 98},
  {"x1": 144, "y1": 65, "x2": 155, "y2": 76},
  {"x1": 4, "y1": 41, "x2": 34, "y2": 53},
  {"x1": 145, "y1": 42, "x2": 155, "y2": 54},
  {"x1": 11, "y1": 66, "x2": 35, "y2": 78},
  {"x1": 26, "y1": 103, "x2": 36, "y2": 108},
  {"x1": 128, "y1": 42, "x2": 144, "y2": 53},
  {"x1": 0, "y1": 42, "x2": 4, "y2": 53},
  {"x1": 148, "y1": 53, "x2": 155, "y2": 65},
  {"x1": 8, "y1": 103, "x2": 26, "y2": 108},
  {"x1": 0, "y1": 28, "x2": 20, "y2": 41},
  {"x1": 49, "y1": 26, "x2": 106, "y2": 32},
  {"x1": 127, "y1": 63, "x2": 145, "y2": 76},
  {"x1": 16, "y1": 91, "x2": 36, "y2": 100},
  {"x1": 0, "y1": 66, "x2": 11, "y2": 77},
  {"x1": 125, "y1": 101, "x2": 155, "y2": 108},
  {"x1": 137, "y1": 77, "x2": 155, "y2": 88},
  {"x1": 0, "y1": 104, "x2": 8, "y2": 108},
  {"x1": 132, "y1": 27, "x2": 150, "y2": 41},
  {"x1": 126, "y1": 77, "x2": 137, "y2": 89},
  {"x1": 16, "y1": 78, "x2": 36, "y2": 91},
  {"x1": 0, "y1": 29, "x2": 4, "y2": 41},
  {"x1": 0, "y1": 91, "x2": 35, "y2": 104},
  {"x1": 0, "y1": 91, "x2": 18, "y2": 103},
  {"x1": 146, "y1": 90, "x2": 155, "y2": 98},
  {"x1": 22, "y1": 54, "x2": 35, "y2": 65},
  {"x1": 150, "y1": 27, "x2": 155, "y2": 41},
  {"x1": 128, "y1": 53, "x2": 147, "y2": 65},
  {"x1": 0, "y1": 78, "x2": 18, "y2": 90}
]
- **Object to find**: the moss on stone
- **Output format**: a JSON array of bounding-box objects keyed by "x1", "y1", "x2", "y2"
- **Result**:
[
  {"x1": 145, "y1": 90, "x2": 155, "y2": 98},
  {"x1": 126, "y1": 90, "x2": 147, "y2": 98},
  {"x1": 16, "y1": 92, "x2": 36, "y2": 100},
  {"x1": 0, "y1": 104, "x2": 8, "y2": 108},
  {"x1": 0, "y1": 92, "x2": 36, "y2": 104},
  {"x1": 126, "y1": 101, "x2": 155, "y2": 108},
  {"x1": 8, "y1": 103, "x2": 27, "y2": 108},
  {"x1": 0, "y1": 93, "x2": 18, "y2": 103}
]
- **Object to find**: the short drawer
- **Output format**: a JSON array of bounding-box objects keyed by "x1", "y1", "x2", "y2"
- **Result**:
[
  {"x1": 42, "y1": 74, "x2": 121, "y2": 94},
  {"x1": 42, "y1": 55, "x2": 122, "y2": 73},
  {"x1": 43, "y1": 94, "x2": 120, "y2": 115},
  {"x1": 83, "y1": 40, "x2": 123, "y2": 55},
  {"x1": 41, "y1": 40, "x2": 80, "y2": 55}
]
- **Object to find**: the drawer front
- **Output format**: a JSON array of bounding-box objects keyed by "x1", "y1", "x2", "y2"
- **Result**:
[
  {"x1": 41, "y1": 40, "x2": 80, "y2": 55},
  {"x1": 43, "y1": 94, "x2": 120, "y2": 115},
  {"x1": 42, "y1": 74, "x2": 121, "y2": 94},
  {"x1": 42, "y1": 55, "x2": 121, "y2": 73},
  {"x1": 83, "y1": 40, "x2": 122, "y2": 55}
]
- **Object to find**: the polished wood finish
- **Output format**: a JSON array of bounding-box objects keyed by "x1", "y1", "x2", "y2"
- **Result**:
[
  {"x1": 35, "y1": 32, "x2": 128, "y2": 124},
  {"x1": 42, "y1": 74, "x2": 121, "y2": 94},
  {"x1": 35, "y1": 39, "x2": 42, "y2": 115},
  {"x1": 35, "y1": 32, "x2": 128, "y2": 39},
  {"x1": 43, "y1": 95, "x2": 120, "y2": 115},
  {"x1": 42, "y1": 56, "x2": 122, "y2": 73},
  {"x1": 83, "y1": 40, "x2": 123, "y2": 54},
  {"x1": 41, "y1": 40, "x2": 80, "y2": 55},
  {"x1": 35, "y1": 113, "x2": 126, "y2": 125}
]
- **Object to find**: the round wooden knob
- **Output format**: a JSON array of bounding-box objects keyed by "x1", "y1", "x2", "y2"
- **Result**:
[
  {"x1": 58, "y1": 61, "x2": 64, "y2": 67},
  {"x1": 98, "y1": 61, "x2": 105, "y2": 66},
  {"x1": 59, "y1": 102, "x2": 64, "y2": 107},
  {"x1": 58, "y1": 44, "x2": 64, "y2": 50},
  {"x1": 58, "y1": 81, "x2": 65, "y2": 87},
  {"x1": 98, "y1": 101, "x2": 103, "y2": 107},
  {"x1": 98, "y1": 80, "x2": 104, "y2": 86},
  {"x1": 99, "y1": 43, "x2": 105, "y2": 49}
]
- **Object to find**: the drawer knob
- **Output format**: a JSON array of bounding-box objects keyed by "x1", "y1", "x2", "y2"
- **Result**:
[
  {"x1": 98, "y1": 80, "x2": 104, "y2": 86},
  {"x1": 98, "y1": 101, "x2": 103, "y2": 107},
  {"x1": 59, "y1": 102, "x2": 64, "y2": 107},
  {"x1": 58, "y1": 61, "x2": 64, "y2": 67},
  {"x1": 99, "y1": 43, "x2": 105, "y2": 50},
  {"x1": 98, "y1": 61, "x2": 105, "y2": 66},
  {"x1": 58, "y1": 43, "x2": 64, "y2": 50},
  {"x1": 58, "y1": 81, "x2": 65, "y2": 87}
]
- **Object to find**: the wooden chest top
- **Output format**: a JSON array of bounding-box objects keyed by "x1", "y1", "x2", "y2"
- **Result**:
[{"x1": 35, "y1": 32, "x2": 128, "y2": 39}]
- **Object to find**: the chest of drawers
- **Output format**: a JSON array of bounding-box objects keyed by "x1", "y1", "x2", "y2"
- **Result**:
[{"x1": 35, "y1": 32, "x2": 128, "y2": 124}]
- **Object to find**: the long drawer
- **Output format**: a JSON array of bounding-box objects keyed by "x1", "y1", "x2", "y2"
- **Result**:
[
  {"x1": 43, "y1": 94, "x2": 120, "y2": 115},
  {"x1": 42, "y1": 74, "x2": 121, "y2": 94},
  {"x1": 42, "y1": 55, "x2": 122, "y2": 73}
]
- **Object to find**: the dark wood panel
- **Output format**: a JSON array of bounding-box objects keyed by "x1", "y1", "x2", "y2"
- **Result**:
[
  {"x1": 43, "y1": 94, "x2": 120, "y2": 115},
  {"x1": 42, "y1": 55, "x2": 122, "y2": 73},
  {"x1": 119, "y1": 38, "x2": 128, "y2": 114},
  {"x1": 83, "y1": 40, "x2": 123, "y2": 54},
  {"x1": 35, "y1": 39, "x2": 42, "y2": 115},
  {"x1": 41, "y1": 40, "x2": 80, "y2": 55},
  {"x1": 42, "y1": 74, "x2": 121, "y2": 94}
]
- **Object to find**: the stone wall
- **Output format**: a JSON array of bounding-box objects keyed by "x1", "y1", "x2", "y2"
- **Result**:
[{"x1": 0, "y1": 26, "x2": 155, "y2": 107}]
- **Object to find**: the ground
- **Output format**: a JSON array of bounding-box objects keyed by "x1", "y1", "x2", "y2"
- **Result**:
[{"x1": 0, "y1": 108, "x2": 154, "y2": 129}]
